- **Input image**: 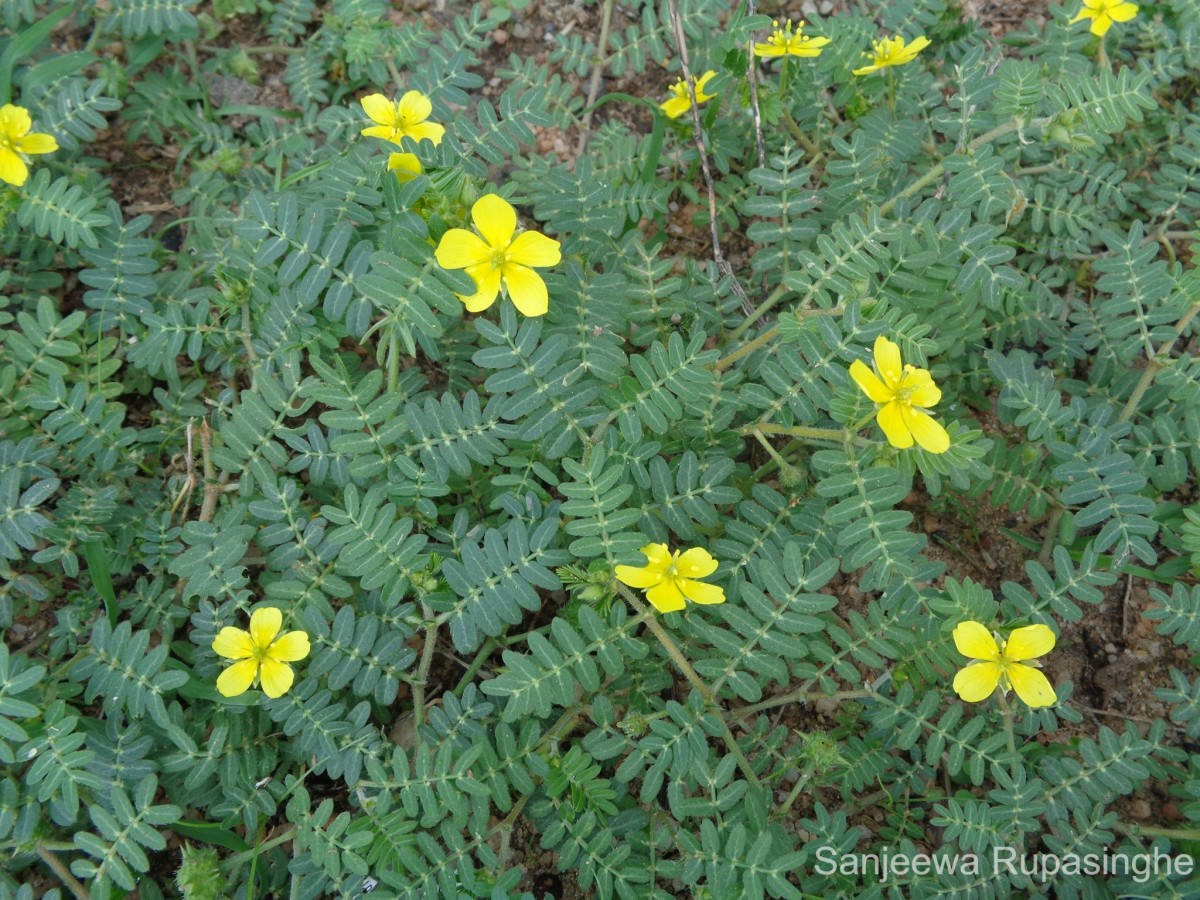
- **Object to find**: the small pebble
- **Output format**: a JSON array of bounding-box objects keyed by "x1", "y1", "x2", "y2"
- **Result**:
[
  {"x1": 493, "y1": 28, "x2": 508, "y2": 44},
  {"x1": 512, "y1": 23, "x2": 531, "y2": 39},
  {"x1": 1129, "y1": 799, "x2": 1151, "y2": 820},
  {"x1": 1163, "y1": 801, "x2": 1184, "y2": 822},
  {"x1": 1104, "y1": 642, "x2": 1117, "y2": 654}
]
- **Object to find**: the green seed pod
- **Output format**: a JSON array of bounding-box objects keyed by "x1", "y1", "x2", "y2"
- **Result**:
[{"x1": 175, "y1": 844, "x2": 224, "y2": 900}]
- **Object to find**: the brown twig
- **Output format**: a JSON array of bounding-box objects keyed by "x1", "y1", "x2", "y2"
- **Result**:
[
  {"x1": 665, "y1": 0, "x2": 754, "y2": 316},
  {"x1": 575, "y1": 0, "x2": 616, "y2": 158},
  {"x1": 198, "y1": 419, "x2": 221, "y2": 524},
  {"x1": 743, "y1": 0, "x2": 766, "y2": 170}
]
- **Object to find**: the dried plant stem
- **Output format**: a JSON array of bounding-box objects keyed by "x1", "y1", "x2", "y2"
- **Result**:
[
  {"x1": 576, "y1": 0, "x2": 616, "y2": 157},
  {"x1": 666, "y1": 0, "x2": 753, "y2": 315},
  {"x1": 198, "y1": 419, "x2": 221, "y2": 524},
  {"x1": 743, "y1": 0, "x2": 766, "y2": 169}
]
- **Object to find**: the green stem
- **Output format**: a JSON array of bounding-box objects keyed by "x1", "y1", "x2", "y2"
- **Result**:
[
  {"x1": 781, "y1": 111, "x2": 822, "y2": 159},
  {"x1": 412, "y1": 601, "x2": 438, "y2": 731},
  {"x1": 387, "y1": 328, "x2": 400, "y2": 395},
  {"x1": 226, "y1": 828, "x2": 296, "y2": 866},
  {"x1": 454, "y1": 637, "x2": 497, "y2": 694},
  {"x1": 780, "y1": 56, "x2": 791, "y2": 97},
  {"x1": 729, "y1": 284, "x2": 789, "y2": 342},
  {"x1": 775, "y1": 770, "x2": 813, "y2": 819},
  {"x1": 715, "y1": 324, "x2": 779, "y2": 371},
  {"x1": 1115, "y1": 823, "x2": 1200, "y2": 842},
  {"x1": 996, "y1": 692, "x2": 1020, "y2": 782},
  {"x1": 38, "y1": 845, "x2": 88, "y2": 900},
  {"x1": 749, "y1": 422, "x2": 854, "y2": 444},
  {"x1": 620, "y1": 587, "x2": 761, "y2": 788},
  {"x1": 878, "y1": 117, "x2": 1053, "y2": 218},
  {"x1": 735, "y1": 688, "x2": 872, "y2": 720},
  {"x1": 1119, "y1": 299, "x2": 1200, "y2": 422}
]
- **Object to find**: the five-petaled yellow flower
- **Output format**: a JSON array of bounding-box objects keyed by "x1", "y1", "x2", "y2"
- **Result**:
[
  {"x1": 360, "y1": 91, "x2": 445, "y2": 146},
  {"x1": 614, "y1": 543, "x2": 726, "y2": 614},
  {"x1": 212, "y1": 607, "x2": 310, "y2": 699},
  {"x1": 0, "y1": 104, "x2": 58, "y2": 187},
  {"x1": 852, "y1": 34, "x2": 931, "y2": 76},
  {"x1": 754, "y1": 19, "x2": 831, "y2": 59},
  {"x1": 952, "y1": 621, "x2": 1058, "y2": 709},
  {"x1": 660, "y1": 70, "x2": 717, "y2": 120},
  {"x1": 850, "y1": 335, "x2": 951, "y2": 453},
  {"x1": 1069, "y1": 0, "x2": 1138, "y2": 36},
  {"x1": 387, "y1": 151, "x2": 423, "y2": 183},
  {"x1": 434, "y1": 194, "x2": 561, "y2": 317}
]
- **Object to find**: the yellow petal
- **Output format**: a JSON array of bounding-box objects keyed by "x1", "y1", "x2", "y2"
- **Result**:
[
  {"x1": 472, "y1": 194, "x2": 516, "y2": 251},
  {"x1": 435, "y1": 228, "x2": 492, "y2": 270},
  {"x1": 388, "y1": 152, "x2": 422, "y2": 182},
  {"x1": 506, "y1": 230, "x2": 561, "y2": 268},
  {"x1": 873, "y1": 336, "x2": 903, "y2": 390},
  {"x1": 1090, "y1": 13, "x2": 1113, "y2": 34},
  {"x1": 459, "y1": 263, "x2": 502, "y2": 312},
  {"x1": 212, "y1": 627, "x2": 255, "y2": 660},
  {"x1": 16, "y1": 132, "x2": 56, "y2": 155},
  {"x1": 0, "y1": 146, "x2": 29, "y2": 186},
  {"x1": 903, "y1": 368, "x2": 941, "y2": 408},
  {"x1": 403, "y1": 121, "x2": 445, "y2": 145},
  {"x1": 902, "y1": 407, "x2": 951, "y2": 454},
  {"x1": 679, "y1": 578, "x2": 725, "y2": 605},
  {"x1": 754, "y1": 43, "x2": 784, "y2": 57},
  {"x1": 646, "y1": 580, "x2": 687, "y2": 613},
  {"x1": 953, "y1": 621, "x2": 1000, "y2": 661},
  {"x1": 0, "y1": 104, "x2": 32, "y2": 138},
  {"x1": 903, "y1": 36, "x2": 931, "y2": 56},
  {"x1": 875, "y1": 401, "x2": 914, "y2": 449},
  {"x1": 1109, "y1": 1, "x2": 1137, "y2": 20},
  {"x1": 675, "y1": 547, "x2": 718, "y2": 579},
  {"x1": 1007, "y1": 663, "x2": 1057, "y2": 708},
  {"x1": 361, "y1": 123, "x2": 399, "y2": 141},
  {"x1": 396, "y1": 89, "x2": 432, "y2": 125},
  {"x1": 217, "y1": 659, "x2": 259, "y2": 697},
  {"x1": 502, "y1": 263, "x2": 549, "y2": 317},
  {"x1": 640, "y1": 543, "x2": 672, "y2": 569},
  {"x1": 1068, "y1": 8, "x2": 1092, "y2": 24},
  {"x1": 1004, "y1": 624, "x2": 1055, "y2": 662},
  {"x1": 258, "y1": 658, "x2": 295, "y2": 698},
  {"x1": 360, "y1": 93, "x2": 396, "y2": 127},
  {"x1": 852, "y1": 63, "x2": 881, "y2": 76},
  {"x1": 952, "y1": 661, "x2": 1001, "y2": 703},
  {"x1": 269, "y1": 630, "x2": 311, "y2": 662},
  {"x1": 660, "y1": 95, "x2": 690, "y2": 119},
  {"x1": 850, "y1": 359, "x2": 894, "y2": 403},
  {"x1": 694, "y1": 70, "x2": 717, "y2": 102},
  {"x1": 614, "y1": 564, "x2": 665, "y2": 589},
  {"x1": 249, "y1": 607, "x2": 283, "y2": 649}
]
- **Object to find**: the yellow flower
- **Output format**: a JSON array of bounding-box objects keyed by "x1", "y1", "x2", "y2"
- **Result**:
[
  {"x1": 659, "y1": 70, "x2": 717, "y2": 120},
  {"x1": 0, "y1": 104, "x2": 58, "y2": 187},
  {"x1": 952, "y1": 621, "x2": 1057, "y2": 708},
  {"x1": 614, "y1": 543, "x2": 726, "y2": 614},
  {"x1": 212, "y1": 607, "x2": 310, "y2": 699},
  {"x1": 434, "y1": 193, "x2": 561, "y2": 317},
  {"x1": 1069, "y1": 0, "x2": 1138, "y2": 36},
  {"x1": 852, "y1": 34, "x2": 931, "y2": 76},
  {"x1": 754, "y1": 19, "x2": 831, "y2": 59},
  {"x1": 849, "y1": 335, "x2": 951, "y2": 453},
  {"x1": 360, "y1": 91, "x2": 445, "y2": 146},
  {"x1": 387, "y1": 151, "x2": 423, "y2": 183}
]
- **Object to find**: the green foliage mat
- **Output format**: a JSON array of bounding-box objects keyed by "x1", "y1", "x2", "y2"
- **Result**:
[{"x1": 2, "y1": 0, "x2": 1200, "y2": 897}]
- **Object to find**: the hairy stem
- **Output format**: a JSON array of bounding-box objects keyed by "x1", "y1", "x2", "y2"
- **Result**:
[
  {"x1": 38, "y1": 845, "x2": 88, "y2": 900},
  {"x1": 576, "y1": 0, "x2": 615, "y2": 157},
  {"x1": 413, "y1": 600, "x2": 438, "y2": 732},
  {"x1": 620, "y1": 587, "x2": 761, "y2": 787},
  {"x1": 1119, "y1": 298, "x2": 1200, "y2": 422}
]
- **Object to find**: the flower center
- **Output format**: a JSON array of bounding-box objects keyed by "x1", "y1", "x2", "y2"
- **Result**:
[
  {"x1": 491, "y1": 249, "x2": 508, "y2": 269},
  {"x1": 665, "y1": 563, "x2": 679, "y2": 579}
]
